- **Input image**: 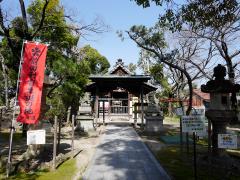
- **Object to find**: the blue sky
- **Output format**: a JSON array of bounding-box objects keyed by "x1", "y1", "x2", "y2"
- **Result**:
[
  {"x1": 3, "y1": 0, "x2": 164, "y2": 69},
  {"x1": 60, "y1": 0, "x2": 164, "y2": 68}
]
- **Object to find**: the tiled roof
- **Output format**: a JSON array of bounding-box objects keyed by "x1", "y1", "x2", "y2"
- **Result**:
[
  {"x1": 109, "y1": 59, "x2": 132, "y2": 75},
  {"x1": 193, "y1": 89, "x2": 210, "y2": 101}
]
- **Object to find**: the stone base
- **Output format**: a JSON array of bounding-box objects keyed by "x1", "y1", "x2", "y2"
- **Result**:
[
  {"x1": 76, "y1": 119, "x2": 94, "y2": 132},
  {"x1": 145, "y1": 116, "x2": 163, "y2": 133},
  {"x1": 206, "y1": 109, "x2": 235, "y2": 156}
]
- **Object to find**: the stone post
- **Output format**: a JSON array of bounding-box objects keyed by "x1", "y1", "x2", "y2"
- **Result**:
[
  {"x1": 133, "y1": 103, "x2": 137, "y2": 127},
  {"x1": 66, "y1": 106, "x2": 71, "y2": 124}
]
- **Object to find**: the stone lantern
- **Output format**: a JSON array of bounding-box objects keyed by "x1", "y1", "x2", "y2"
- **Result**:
[
  {"x1": 201, "y1": 64, "x2": 240, "y2": 156},
  {"x1": 144, "y1": 92, "x2": 163, "y2": 133}
]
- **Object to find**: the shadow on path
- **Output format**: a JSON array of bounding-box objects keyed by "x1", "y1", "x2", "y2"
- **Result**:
[{"x1": 83, "y1": 123, "x2": 170, "y2": 180}]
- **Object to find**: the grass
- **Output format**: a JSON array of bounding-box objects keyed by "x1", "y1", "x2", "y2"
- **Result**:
[
  {"x1": 164, "y1": 116, "x2": 180, "y2": 123},
  {"x1": 5, "y1": 158, "x2": 77, "y2": 180},
  {"x1": 156, "y1": 146, "x2": 195, "y2": 180},
  {"x1": 0, "y1": 167, "x2": 5, "y2": 180},
  {"x1": 36, "y1": 158, "x2": 77, "y2": 180},
  {"x1": 156, "y1": 145, "x2": 240, "y2": 180},
  {"x1": 0, "y1": 131, "x2": 26, "y2": 142}
]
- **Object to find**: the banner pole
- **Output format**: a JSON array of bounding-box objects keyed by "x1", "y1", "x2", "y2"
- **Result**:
[{"x1": 6, "y1": 40, "x2": 26, "y2": 178}]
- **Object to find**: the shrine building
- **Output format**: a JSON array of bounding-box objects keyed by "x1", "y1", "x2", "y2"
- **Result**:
[{"x1": 85, "y1": 59, "x2": 157, "y2": 124}]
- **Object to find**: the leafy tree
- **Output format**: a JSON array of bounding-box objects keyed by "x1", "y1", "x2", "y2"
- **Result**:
[
  {"x1": 79, "y1": 45, "x2": 110, "y2": 74},
  {"x1": 0, "y1": 0, "x2": 110, "y2": 173},
  {"x1": 138, "y1": 49, "x2": 154, "y2": 75},
  {"x1": 0, "y1": 0, "x2": 108, "y2": 113},
  {"x1": 128, "y1": 63, "x2": 137, "y2": 74},
  {"x1": 130, "y1": 0, "x2": 171, "y2": 7}
]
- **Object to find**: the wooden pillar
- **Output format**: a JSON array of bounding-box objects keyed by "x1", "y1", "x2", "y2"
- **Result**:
[
  {"x1": 71, "y1": 115, "x2": 75, "y2": 158},
  {"x1": 128, "y1": 92, "x2": 130, "y2": 115},
  {"x1": 97, "y1": 101, "x2": 100, "y2": 119},
  {"x1": 134, "y1": 103, "x2": 137, "y2": 128},
  {"x1": 94, "y1": 88, "x2": 99, "y2": 125},
  {"x1": 103, "y1": 101, "x2": 105, "y2": 125},
  {"x1": 108, "y1": 92, "x2": 111, "y2": 115},
  {"x1": 140, "y1": 85, "x2": 144, "y2": 129},
  {"x1": 52, "y1": 116, "x2": 57, "y2": 170}
]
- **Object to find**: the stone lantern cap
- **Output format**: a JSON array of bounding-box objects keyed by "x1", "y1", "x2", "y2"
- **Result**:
[{"x1": 201, "y1": 64, "x2": 240, "y2": 93}]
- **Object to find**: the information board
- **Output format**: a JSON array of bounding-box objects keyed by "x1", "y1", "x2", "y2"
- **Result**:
[
  {"x1": 218, "y1": 134, "x2": 238, "y2": 149},
  {"x1": 182, "y1": 115, "x2": 206, "y2": 133},
  {"x1": 27, "y1": 129, "x2": 46, "y2": 145}
]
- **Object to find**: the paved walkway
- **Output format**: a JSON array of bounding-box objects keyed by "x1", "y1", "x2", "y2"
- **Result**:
[{"x1": 83, "y1": 123, "x2": 170, "y2": 180}]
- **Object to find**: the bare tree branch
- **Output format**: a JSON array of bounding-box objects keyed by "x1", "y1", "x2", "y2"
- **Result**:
[
  {"x1": 127, "y1": 30, "x2": 193, "y2": 115},
  {"x1": 18, "y1": 0, "x2": 29, "y2": 39},
  {"x1": 31, "y1": 0, "x2": 50, "y2": 39}
]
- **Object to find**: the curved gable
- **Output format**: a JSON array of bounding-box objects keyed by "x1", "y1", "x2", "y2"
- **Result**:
[{"x1": 110, "y1": 59, "x2": 131, "y2": 76}]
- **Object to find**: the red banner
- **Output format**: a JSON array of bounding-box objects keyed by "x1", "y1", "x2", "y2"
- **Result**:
[{"x1": 17, "y1": 42, "x2": 48, "y2": 124}]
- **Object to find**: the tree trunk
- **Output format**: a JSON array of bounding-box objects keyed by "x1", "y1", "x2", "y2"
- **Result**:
[
  {"x1": 168, "y1": 102, "x2": 173, "y2": 117},
  {"x1": 226, "y1": 62, "x2": 237, "y2": 109},
  {"x1": 0, "y1": 53, "x2": 9, "y2": 109},
  {"x1": 57, "y1": 117, "x2": 62, "y2": 154},
  {"x1": 185, "y1": 72, "x2": 193, "y2": 115}
]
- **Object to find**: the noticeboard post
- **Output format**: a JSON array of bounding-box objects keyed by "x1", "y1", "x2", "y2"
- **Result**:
[
  {"x1": 181, "y1": 115, "x2": 206, "y2": 180},
  {"x1": 218, "y1": 134, "x2": 238, "y2": 149}
]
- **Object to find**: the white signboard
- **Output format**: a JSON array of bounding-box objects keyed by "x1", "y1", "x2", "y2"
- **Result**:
[
  {"x1": 27, "y1": 130, "x2": 46, "y2": 145},
  {"x1": 182, "y1": 115, "x2": 206, "y2": 133},
  {"x1": 218, "y1": 134, "x2": 238, "y2": 149}
]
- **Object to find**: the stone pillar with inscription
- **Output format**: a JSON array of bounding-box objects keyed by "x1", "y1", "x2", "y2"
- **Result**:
[{"x1": 76, "y1": 93, "x2": 94, "y2": 131}]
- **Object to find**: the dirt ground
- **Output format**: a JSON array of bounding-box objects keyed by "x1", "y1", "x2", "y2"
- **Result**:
[{"x1": 0, "y1": 124, "x2": 105, "y2": 179}]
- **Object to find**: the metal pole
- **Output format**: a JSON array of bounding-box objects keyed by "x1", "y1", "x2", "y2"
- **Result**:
[
  {"x1": 6, "y1": 40, "x2": 26, "y2": 177},
  {"x1": 207, "y1": 117, "x2": 211, "y2": 177},
  {"x1": 185, "y1": 106, "x2": 189, "y2": 154},
  {"x1": 208, "y1": 118, "x2": 211, "y2": 154},
  {"x1": 180, "y1": 103, "x2": 184, "y2": 153},
  {"x1": 193, "y1": 132, "x2": 197, "y2": 180},
  {"x1": 71, "y1": 115, "x2": 75, "y2": 158},
  {"x1": 180, "y1": 116, "x2": 183, "y2": 153},
  {"x1": 52, "y1": 116, "x2": 58, "y2": 170}
]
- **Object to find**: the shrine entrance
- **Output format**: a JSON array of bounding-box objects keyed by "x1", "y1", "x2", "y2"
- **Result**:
[{"x1": 85, "y1": 59, "x2": 157, "y2": 124}]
